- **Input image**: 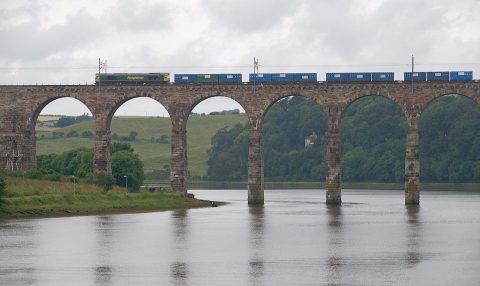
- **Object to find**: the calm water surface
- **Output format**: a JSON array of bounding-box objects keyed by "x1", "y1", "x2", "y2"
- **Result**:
[{"x1": 1, "y1": 189, "x2": 480, "y2": 285}]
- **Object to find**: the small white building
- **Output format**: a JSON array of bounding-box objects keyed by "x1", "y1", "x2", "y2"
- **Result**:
[{"x1": 304, "y1": 132, "x2": 318, "y2": 148}]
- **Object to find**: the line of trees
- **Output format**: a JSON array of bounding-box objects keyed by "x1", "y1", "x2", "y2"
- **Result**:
[
  {"x1": 55, "y1": 114, "x2": 92, "y2": 128},
  {"x1": 31, "y1": 142, "x2": 144, "y2": 191},
  {"x1": 206, "y1": 95, "x2": 480, "y2": 183}
]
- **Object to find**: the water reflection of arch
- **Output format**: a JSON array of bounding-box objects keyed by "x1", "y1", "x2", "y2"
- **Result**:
[
  {"x1": 93, "y1": 216, "x2": 115, "y2": 286},
  {"x1": 170, "y1": 210, "x2": 190, "y2": 285},
  {"x1": 325, "y1": 205, "x2": 344, "y2": 284},
  {"x1": 248, "y1": 206, "x2": 265, "y2": 285},
  {"x1": 404, "y1": 205, "x2": 423, "y2": 267}
]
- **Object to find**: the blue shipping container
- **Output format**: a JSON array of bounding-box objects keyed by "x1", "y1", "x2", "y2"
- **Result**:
[
  {"x1": 404, "y1": 72, "x2": 427, "y2": 82},
  {"x1": 348, "y1": 73, "x2": 372, "y2": 81},
  {"x1": 450, "y1": 71, "x2": 473, "y2": 81},
  {"x1": 326, "y1": 73, "x2": 349, "y2": 82},
  {"x1": 372, "y1": 72, "x2": 394, "y2": 82},
  {"x1": 249, "y1": 73, "x2": 272, "y2": 83},
  {"x1": 271, "y1": 73, "x2": 293, "y2": 82},
  {"x1": 291, "y1": 73, "x2": 317, "y2": 82},
  {"x1": 427, "y1": 72, "x2": 449, "y2": 81},
  {"x1": 174, "y1": 74, "x2": 197, "y2": 83},
  {"x1": 218, "y1": 74, "x2": 242, "y2": 83}
]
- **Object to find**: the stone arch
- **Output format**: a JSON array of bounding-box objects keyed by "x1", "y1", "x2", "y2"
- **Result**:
[
  {"x1": 30, "y1": 96, "x2": 94, "y2": 172},
  {"x1": 420, "y1": 92, "x2": 480, "y2": 116},
  {"x1": 261, "y1": 94, "x2": 328, "y2": 184},
  {"x1": 261, "y1": 93, "x2": 325, "y2": 126},
  {"x1": 29, "y1": 96, "x2": 93, "y2": 132},
  {"x1": 340, "y1": 93, "x2": 408, "y2": 121},
  {"x1": 340, "y1": 94, "x2": 408, "y2": 185},
  {"x1": 186, "y1": 95, "x2": 251, "y2": 185},
  {"x1": 105, "y1": 95, "x2": 172, "y2": 131},
  {"x1": 187, "y1": 94, "x2": 251, "y2": 125},
  {"x1": 418, "y1": 93, "x2": 480, "y2": 183},
  {"x1": 105, "y1": 96, "x2": 173, "y2": 177}
]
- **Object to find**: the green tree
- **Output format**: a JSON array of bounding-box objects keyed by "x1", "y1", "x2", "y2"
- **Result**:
[
  {"x1": 56, "y1": 116, "x2": 76, "y2": 127},
  {"x1": 129, "y1": 131, "x2": 138, "y2": 141},
  {"x1": 112, "y1": 150, "x2": 144, "y2": 192},
  {"x1": 93, "y1": 171, "x2": 115, "y2": 191},
  {"x1": 111, "y1": 142, "x2": 134, "y2": 153},
  {"x1": 82, "y1": 131, "x2": 94, "y2": 138}
]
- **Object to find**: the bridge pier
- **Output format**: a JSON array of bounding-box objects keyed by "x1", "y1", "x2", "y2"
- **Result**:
[
  {"x1": 326, "y1": 108, "x2": 342, "y2": 205},
  {"x1": 93, "y1": 129, "x2": 112, "y2": 174},
  {"x1": 0, "y1": 131, "x2": 36, "y2": 172},
  {"x1": 405, "y1": 116, "x2": 420, "y2": 205},
  {"x1": 170, "y1": 125, "x2": 188, "y2": 195},
  {"x1": 248, "y1": 128, "x2": 264, "y2": 205}
]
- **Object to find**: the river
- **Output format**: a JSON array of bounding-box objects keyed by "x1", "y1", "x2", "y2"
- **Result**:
[{"x1": 1, "y1": 189, "x2": 480, "y2": 285}]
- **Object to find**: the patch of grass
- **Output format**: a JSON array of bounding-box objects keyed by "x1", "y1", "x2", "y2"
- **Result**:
[{"x1": 0, "y1": 177, "x2": 213, "y2": 218}]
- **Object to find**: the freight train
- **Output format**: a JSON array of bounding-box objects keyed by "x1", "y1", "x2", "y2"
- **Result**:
[{"x1": 95, "y1": 71, "x2": 474, "y2": 85}]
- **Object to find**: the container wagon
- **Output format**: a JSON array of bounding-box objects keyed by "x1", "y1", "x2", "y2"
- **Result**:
[
  {"x1": 326, "y1": 72, "x2": 372, "y2": 82},
  {"x1": 372, "y1": 72, "x2": 394, "y2": 82},
  {"x1": 404, "y1": 72, "x2": 427, "y2": 82},
  {"x1": 427, "y1": 72, "x2": 449, "y2": 81},
  {"x1": 174, "y1": 74, "x2": 241, "y2": 83},
  {"x1": 249, "y1": 73, "x2": 317, "y2": 83},
  {"x1": 450, "y1": 71, "x2": 473, "y2": 81}
]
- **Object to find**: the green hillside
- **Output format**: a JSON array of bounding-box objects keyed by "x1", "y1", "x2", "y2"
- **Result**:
[{"x1": 36, "y1": 114, "x2": 248, "y2": 179}]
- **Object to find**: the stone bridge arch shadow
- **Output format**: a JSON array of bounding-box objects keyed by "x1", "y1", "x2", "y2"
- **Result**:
[
  {"x1": 186, "y1": 95, "x2": 251, "y2": 194},
  {"x1": 419, "y1": 93, "x2": 480, "y2": 185},
  {"x1": 31, "y1": 96, "x2": 94, "y2": 172},
  {"x1": 261, "y1": 94, "x2": 328, "y2": 199},
  {"x1": 339, "y1": 94, "x2": 407, "y2": 197},
  {"x1": 107, "y1": 96, "x2": 172, "y2": 190}
]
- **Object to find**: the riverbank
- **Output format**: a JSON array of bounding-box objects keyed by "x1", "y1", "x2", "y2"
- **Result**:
[
  {"x1": 0, "y1": 177, "x2": 216, "y2": 219},
  {"x1": 185, "y1": 179, "x2": 480, "y2": 191}
]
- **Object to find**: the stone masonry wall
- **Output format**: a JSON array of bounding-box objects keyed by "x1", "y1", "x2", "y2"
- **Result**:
[{"x1": 0, "y1": 82, "x2": 478, "y2": 204}]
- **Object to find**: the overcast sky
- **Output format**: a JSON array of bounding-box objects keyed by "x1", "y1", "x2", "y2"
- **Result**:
[{"x1": 1, "y1": 0, "x2": 479, "y2": 116}]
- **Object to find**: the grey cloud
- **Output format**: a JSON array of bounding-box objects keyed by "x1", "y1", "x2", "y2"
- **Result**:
[
  {"x1": 201, "y1": 0, "x2": 301, "y2": 33},
  {"x1": 283, "y1": 0, "x2": 464, "y2": 64},
  {"x1": 108, "y1": 1, "x2": 172, "y2": 31},
  {"x1": 0, "y1": 9, "x2": 105, "y2": 61}
]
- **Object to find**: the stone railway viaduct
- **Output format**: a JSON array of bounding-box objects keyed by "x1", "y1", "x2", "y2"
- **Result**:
[{"x1": 1, "y1": 81, "x2": 479, "y2": 205}]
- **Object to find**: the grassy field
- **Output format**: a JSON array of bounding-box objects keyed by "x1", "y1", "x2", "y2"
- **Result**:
[
  {"x1": 0, "y1": 176, "x2": 214, "y2": 218},
  {"x1": 36, "y1": 114, "x2": 248, "y2": 178}
]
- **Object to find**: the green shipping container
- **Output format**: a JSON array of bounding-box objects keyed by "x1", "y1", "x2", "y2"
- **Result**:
[{"x1": 197, "y1": 74, "x2": 219, "y2": 83}]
